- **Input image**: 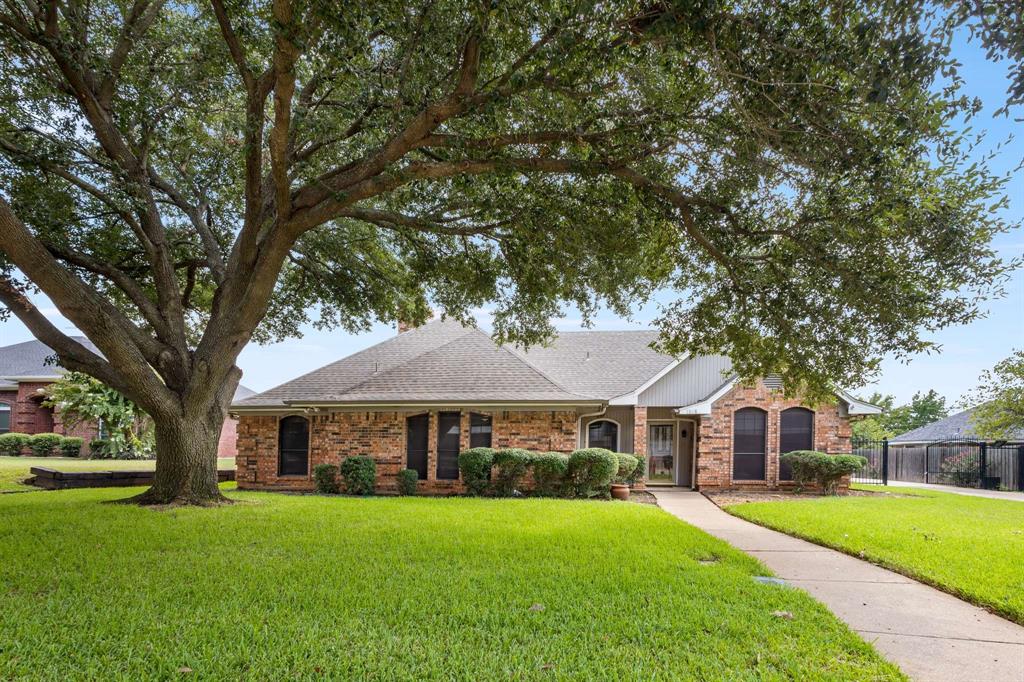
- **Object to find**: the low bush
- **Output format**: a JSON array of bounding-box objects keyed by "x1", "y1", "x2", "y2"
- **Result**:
[
  {"x1": 628, "y1": 454, "x2": 646, "y2": 485},
  {"x1": 0, "y1": 432, "x2": 30, "y2": 457},
  {"x1": 613, "y1": 453, "x2": 639, "y2": 484},
  {"x1": 340, "y1": 456, "x2": 376, "y2": 495},
  {"x1": 531, "y1": 452, "x2": 569, "y2": 496},
  {"x1": 59, "y1": 436, "x2": 85, "y2": 457},
  {"x1": 567, "y1": 448, "x2": 618, "y2": 498},
  {"x1": 28, "y1": 433, "x2": 63, "y2": 457},
  {"x1": 491, "y1": 448, "x2": 532, "y2": 496},
  {"x1": 88, "y1": 438, "x2": 109, "y2": 459},
  {"x1": 780, "y1": 451, "x2": 867, "y2": 495},
  {"x1": 458, "y1": 447, "x2": 495, "y2": 496},
  {"x1": 396, "y1": 468, "x2": 418, "y2": 496},
  {"x1": 313, "y1": 463, "x2": 341, "y2": 494}
]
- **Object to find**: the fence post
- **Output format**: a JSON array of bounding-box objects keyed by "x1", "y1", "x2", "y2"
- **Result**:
[
  {"x1": 882, "y1": 439, "x2": 889, "y2": 486},
  {"x1": 979, "y1": 441, "x2": 988, "y2": 489},
  {"x1": 1017, "y1": 446, "x2": 1024, "y2": 492}
]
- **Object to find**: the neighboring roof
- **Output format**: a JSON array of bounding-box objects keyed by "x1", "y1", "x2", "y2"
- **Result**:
[
  {"x1": 890, "y1": 406, "x2": 1024, "y2": 443},
  {"x1": 233, "y1": 384, "x2": 256, "y2": 401},
  {"x1": 0, "y1": 337, "x2": 99, "y2": 388},
  {"x1": 234, "y1": 320, "x2": 602, "y2": 408}
]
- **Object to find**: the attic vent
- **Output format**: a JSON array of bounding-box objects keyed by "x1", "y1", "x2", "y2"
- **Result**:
[{"x1": 763, "y1": 375, "x2": 784, "y2": 391}]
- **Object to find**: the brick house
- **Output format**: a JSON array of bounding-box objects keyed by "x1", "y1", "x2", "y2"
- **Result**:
[
  {"x1": 0, "y1": 337, "x2": 251, "y2": 458},
  {"x1": 232, "y1": 320, "x2": 880, "y2": 494}
]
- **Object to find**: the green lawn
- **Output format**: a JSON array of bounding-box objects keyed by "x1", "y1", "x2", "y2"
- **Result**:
[
  {"x1": 727, "y1": 487, "x2": 1024, "y2": 624},
  {"x1": 0, "y1": 456, "x2": 235, "y2": 492},
  {"x1": 0, "y1": 489, "x2": 900, "y2": 680}
]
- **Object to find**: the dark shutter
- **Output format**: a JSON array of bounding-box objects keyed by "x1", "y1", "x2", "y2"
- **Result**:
[
  {"x1": 470, "y1": 413, "x2": 492, "y2": 448},
  {"x1": 278, "y1": 416, "x2": 309, "y2": 476},
  {"x1": 588, "y1": 420, "x2": 618, "y2": 451},
  {"x1": 406, "y1": 414, "x2": 429, "y2": 480},
  {"x1": 733, "y1": 408, "x2": 766, "y2": 480},
  {"x1": 436, "y1": 412, "x2": 461, "y2": 480},
  {"x1": 779, "y1": 408, "x2": 814, "y2": 480}
]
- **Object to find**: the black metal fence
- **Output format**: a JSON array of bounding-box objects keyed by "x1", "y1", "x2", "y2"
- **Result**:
[
  {"x1": 851, "y1": 437, "x2": 888, "y2": 485},
  {"x1": 925, "y1": 439, "x2": 1024, "y2": 491}
]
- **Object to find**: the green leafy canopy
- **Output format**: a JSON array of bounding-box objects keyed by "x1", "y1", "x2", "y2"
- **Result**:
[{"x1": 0, "y1": 0, "x2": 1018, "y2": 412}]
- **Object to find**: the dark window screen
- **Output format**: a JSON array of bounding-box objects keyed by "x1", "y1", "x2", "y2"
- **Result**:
[
  {"x1": 470, "y1": 413, "x2": 492, "y2": 448},
  {"x1": 779, "y1": 408, "x2": 814, "y2": 480},
  {"x1": 588, "y1": 420, "x2": 618, "y2": 451},
  {"x1": 406, "y1": 414, "x2": 429, "y2": 480},
  {"x1": 436, "y1": 412, "x2": 461, "y2": 480},
  {"x1": 0, "y1": 404, "x2": 9, "y2": 433},
  {"x1": 733, "y1": 408, "x2": 766, "y2": 480},
  {"x1": 278, "y1": 416, "x2": 309, "y2": 476}
]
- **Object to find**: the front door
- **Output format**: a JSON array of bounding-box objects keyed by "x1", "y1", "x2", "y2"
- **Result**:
[{"x1": 648, "y1": 424, "x2": 675, "y2": 484}]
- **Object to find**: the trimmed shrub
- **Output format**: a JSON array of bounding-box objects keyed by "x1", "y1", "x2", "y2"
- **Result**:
[
  {"x1": 340, "y1": 456, "x2": 376, "y2": 495},
  {"x1": 397, "y1": 468, "x2": 418, "y2": 496},
  {"x1": 613, "y1": 452, "x2": 639, "y2": 484},
  {"x1": 313, "y1": 463, "x2": 340, "y2": 494},
  {"x1": 59, "y1": 436, "x2": 85, "y2": 458},
  {"x1": 28, "y1": 433, "x2": 63, "y2": 457},
  {"x1": 458, "y1": 447, "x2": 495, "y2": 496},
  {"x1": 531, "y1": 452, "x2": 569, "y2": 497},
  {"x1": 0, "y1": 432, "x2": 30, "y2": 457},
  {"x1": 567, "y1": 448, "x2": 618, "y2": 498},
  {"x1": 628, "y1": 454, "x2": 646, "y2": 485},
  {"x1": 88, "y1": 438, "x2": 109, "y2": 459},
  {"x1": 491, "y1": 448, "x2": 532, "y2": 496},
  {"x1": 780, "y1": 450, "x2": 867, "y2": 495}
]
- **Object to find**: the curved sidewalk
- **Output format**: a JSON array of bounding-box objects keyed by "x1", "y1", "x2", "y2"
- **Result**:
[{"x1": 652, "y1": 490, "x2": 1024, "y2": 682}]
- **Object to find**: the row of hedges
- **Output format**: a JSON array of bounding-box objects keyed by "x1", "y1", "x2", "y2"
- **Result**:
[
  {"x1": 459, "y1": 447, "x2": 643, "y2": 498},
  {"x1": 780, "y1": 451, "x2": 867, "y2": 495},
  {"x1": 0, "y1": 433, "x2": 84, "y2": 457}
]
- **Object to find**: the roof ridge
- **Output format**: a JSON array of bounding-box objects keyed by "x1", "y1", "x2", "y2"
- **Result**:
[
  {"x1": 500, "y1": 337, "x2": 595, "y2": 398},
  {"x1": 242, "y1": 319, "x2": 454, "y2": 401},
  {"x1": 336, "y1": 325, "x2": 477, "y2": 396}
]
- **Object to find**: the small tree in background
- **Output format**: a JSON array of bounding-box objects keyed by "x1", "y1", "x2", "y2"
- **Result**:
[
  {"x1": 963, "y1": 350, "x2": 1024, "y2": 440},
  {"x1": 44, "y1": 372, "x2": 153, "y2": 459},
  {"x1": 852, "y1": 390, "x2": 949, "y2": 440}
]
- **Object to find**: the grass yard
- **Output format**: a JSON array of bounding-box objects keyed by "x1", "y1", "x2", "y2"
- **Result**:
[
  {"x1": 0, "y1": 488, "x2": 900, "y2": 680},
  {"x1": 727, "y1": 486, "x2": 1024, "y2": 624},
  {"x1": 0, "y1": 456, "x2": 235, "y2": 492}
]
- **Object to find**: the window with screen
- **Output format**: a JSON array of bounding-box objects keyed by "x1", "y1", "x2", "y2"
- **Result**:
[
  {"x1": 278, "y1": 415, "x2": 309, "y2": 476},
  {"x1": 733, "y1": 408, "x2": 766, "y2": 480},
  {"x1": 587, "y1": 420, "x2": 619, "y2": 451},
  {"x1": 779, "y1": 407, "x2": 814, "y2": 480},
  {"x1": 470, "y1": 413, "x2": 492, "y2": 448}
]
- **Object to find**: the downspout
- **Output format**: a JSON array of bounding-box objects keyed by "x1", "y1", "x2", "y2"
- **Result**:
[{"x1": 576, "y1": 404, "x2": 608, "y2": 449}]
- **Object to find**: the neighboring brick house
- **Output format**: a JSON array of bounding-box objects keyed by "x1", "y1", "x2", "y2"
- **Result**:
[
  {"x1": 232, "y1": 320, "x2": 880, "y2": 494},
  {"x1": 0, "y1": 337, "x2": 251, "y2": 458}
]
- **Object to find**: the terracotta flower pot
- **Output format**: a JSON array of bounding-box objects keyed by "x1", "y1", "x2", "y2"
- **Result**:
[{"x1": 610, "y1": 483, "x2": 630, "y2": 501}]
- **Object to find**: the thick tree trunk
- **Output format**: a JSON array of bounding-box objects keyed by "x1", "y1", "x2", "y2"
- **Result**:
[{"x1": 125, "y1": 409, "x2": 229, "y2": 506}]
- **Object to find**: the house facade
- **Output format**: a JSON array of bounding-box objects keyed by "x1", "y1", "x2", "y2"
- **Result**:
[{"x1": 232, "y1": 320, "x2": 880, "y2": 493}]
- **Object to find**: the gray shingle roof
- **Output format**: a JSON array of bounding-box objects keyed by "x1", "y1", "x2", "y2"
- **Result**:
[
  {"x1": 234, "y1": 320, "x2": 674, "y2": 408},
  {"x1": 0, "y1": 337, "x2": 99, "y2": 388},
  {"x1": 890, "y1": 406, "x2": 1024, "y2": 443}
]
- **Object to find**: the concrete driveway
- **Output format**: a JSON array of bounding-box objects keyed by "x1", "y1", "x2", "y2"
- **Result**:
[{"x1": 653, "y1": 490, "x2": 1024, "y2": 682}]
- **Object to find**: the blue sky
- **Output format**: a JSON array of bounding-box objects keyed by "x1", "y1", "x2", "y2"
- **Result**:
[{"x1": 1, "y1": 29, "x2": 1021, "y2": 408}]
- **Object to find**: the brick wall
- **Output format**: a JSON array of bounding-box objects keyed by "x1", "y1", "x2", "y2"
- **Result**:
[
  {"x1": 236, "y1": 409, "x2": 580, "y2": 494},
  {"x1": 0, "y1": 383, "x2": 97, "y2": 455},
  {"x1": 695, "y1": 380, "x2": 852, "y2": 490},
  {"x1": 217, "y1": 417, "x2": 240, "y2": 458}
]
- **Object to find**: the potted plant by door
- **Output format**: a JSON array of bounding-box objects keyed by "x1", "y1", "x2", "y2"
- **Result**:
[{"x1": 610, "y1": 453, "x2": 639, "y2": 501}]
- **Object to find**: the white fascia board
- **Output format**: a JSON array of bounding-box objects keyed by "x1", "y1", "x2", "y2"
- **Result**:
[
  {"x1": 836, "y1": 389, "x2": 884, "y2": 415},
  {"x1": 608, "y1": 358, "x2": 684, "y2": 406},
  {"x1": 673, "y1": 377, "x2": 740, "y2": 416},
  {"x1": 1, "y1": 375, "x2": 62, "y2": 382}
]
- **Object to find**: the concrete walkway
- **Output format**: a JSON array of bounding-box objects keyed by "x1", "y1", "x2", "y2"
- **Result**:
[
  {"x1": 886, "y1": 480, "x2": 1024, "y2": 502},
  {"x1": 653, "y1": 490, "x2": 1024, "y2": 682}
]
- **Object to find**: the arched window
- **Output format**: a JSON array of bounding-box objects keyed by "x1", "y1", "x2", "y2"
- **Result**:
[
  {"x1": 733, "y1": 408, "x2": 766, "y2": 481},
  {"x1": 0, "y1": 403, "x2": 10, "y2": 434},
  {"x1": 779, "y1": 407, "x2": 814, "y2": 480},
  {"x1": 587, "y1": 419, "x2": 619, "y2": 451},
  {"x1": 278, "y1": 416, "x2": 309, "y2": 476}
]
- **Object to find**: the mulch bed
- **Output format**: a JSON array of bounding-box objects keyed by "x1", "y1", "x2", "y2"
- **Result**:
[{"x1": 705, "y1": 488, "x2": 889, "y2": 507}]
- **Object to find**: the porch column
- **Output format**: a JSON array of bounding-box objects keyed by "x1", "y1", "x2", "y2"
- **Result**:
[{"x1": 633, "y1": 406, "x2": 647, "y2": 490}]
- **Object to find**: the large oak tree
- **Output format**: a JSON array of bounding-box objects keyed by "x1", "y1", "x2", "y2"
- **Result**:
[{"x1": 0, "y1": 0, "x2": 1015, "y2": 504}]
